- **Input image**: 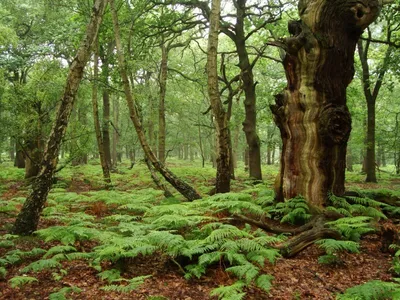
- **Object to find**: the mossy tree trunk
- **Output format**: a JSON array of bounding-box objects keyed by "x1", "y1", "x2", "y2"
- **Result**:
[
  {"x1": 12, "y1": 0, "x2": 108, "y2": 235},
  {"x1": 271, "y1": 0, "x2": 382, "y2": 207}
]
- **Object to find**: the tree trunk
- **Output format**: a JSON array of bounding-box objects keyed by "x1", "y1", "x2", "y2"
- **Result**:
[
  {"x1": 92, "y1": 38, "x2": 111, "y2": 185},
  {"x1": 9, "y1": 138, "x2": 15, "y2": 161},
  {"x1": 271, "y1": 0, "x2": 381, "y2": 207},
  {"x1": 24, "y1": 139, "x2": 41, "y2": 179},
  {"x1": 346, "y1": 146, "x2": 354, "y2": 172},
  {"x1": 207, "y1": 0, "x2": 230, "y2": 193},
  {"x1": 100, "y1": 42, "x2": 114, "y2": 170},
  {"x1": 358, "y1": 33, "x2": 393, "y2": 183},
  {"x1": 110, "y1": 0, "x2": 201, "y2": 201},
  {"x1": 12, "y1": 0, "x2": 107, "y2": 235},
  {"x1": 158, "y1": 40, "x2": 168, "y2": 163},
  {"x1": 112, "y1": 96, "x2": 120, "y2": 168},
  {"x1": 234, "y1": 0, "x2": 262, "y2": 180}
]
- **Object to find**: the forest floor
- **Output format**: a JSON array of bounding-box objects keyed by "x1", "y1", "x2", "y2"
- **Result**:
[{"x1": 0, "y1": 160, "x2": 399, "y2": 300}]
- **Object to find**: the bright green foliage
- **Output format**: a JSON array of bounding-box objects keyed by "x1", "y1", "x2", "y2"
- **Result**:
[
  {"x1": 35, "y1": 225, "x2": 101, "y2": 245},
  {"x1": 1, "y1": 248, "x2": 46, "y2": 267},
  {"x1": 0, "y1": 266, "x2": 6, "y2": 279},
  {"x1": 101, "y1": 275, "x2": 152, "y2": 293},
  {"x1": 270, "y1": 196, "x2": 311, "y2": 224},
  {"x1": 210, "y1": 281, "x2": 247, "y2": 300},
  {"x1": 316, "y1": 239, "x2": 360, "y2": 255},
  {"x1": 48, "y1": 286, "x2": 82, "y2": 300},
  {"x1": 327, "y1": 194, "x2": 387, "y2": 220},
  {"x1": 98, "y1": 269, "x2": 121, "y2": 283},
  {"x1": 326, "y1": 217, "x2": 375, "y2": 241},
  {"x1": 337, "y1": 280, "x2": 400, "y2": 300},
  {"x1": 9, "y1": 275, "x2": 38, "y2": 288},
  {"x1": 44, "y1": 245, "x2": 77, "y2": 258},
  {"x1": 22, "y1": 258, "x2": 61, "y2": 273}
]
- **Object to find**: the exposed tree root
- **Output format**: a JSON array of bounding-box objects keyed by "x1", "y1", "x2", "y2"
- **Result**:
[{"x1": 234, "y1": 212, "x2": 343, "y2": 257}]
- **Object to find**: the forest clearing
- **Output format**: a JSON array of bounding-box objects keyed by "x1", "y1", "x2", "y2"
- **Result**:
[{"x1": 1, "y1": 0, "x2": 400, "y2": 299}]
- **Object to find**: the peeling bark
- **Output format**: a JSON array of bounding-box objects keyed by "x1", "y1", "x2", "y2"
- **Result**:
[{"x1": 271, "y1": 0, "x2": 382, "y2": 207}]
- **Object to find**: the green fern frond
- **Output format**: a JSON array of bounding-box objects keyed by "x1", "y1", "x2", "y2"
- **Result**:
[
  {"x1": 247, "y1": 249, "x2": 281, "y2": 265},
  {"x1": 21, "y1": 258, "x2": 61, "y2": 273},
  {"x1": 316, "y1": 239, "x2": 359, "y2": 255},
  {"x1": 326, "y1": 206, "x2": 353, "y2": 217},
  {"x1": 210, "y1": 281, "x2": 246, "y2": 300},
  {"x1": 44, "y1": 245, "x2": 77, "y2": 258},
  {"x1": 255, "y1": 274, "x2": 274, "y2": 293},
  {"x1": 35, "y1": 225, "x2": 100, "y2": 245},
  {"x1": 205, "y1": 225, "x2": 252, "y2": 243},
  {"x1": 100, "y1": 275, "x2": 151, "y2": 293},
  {"x1": 184, "y1": 264, "x2": 207, "y2": 279},
  {"x1": 226, "y1": 263, "x2": 259, "y2": 284},
  {"x1": 0, "y1": 266, "x2": 6, "y2": 279},
  {"x1": 9, "y1": 275, "x2": 38, "y2": 288},
  {"x1": 337, "y1": 280, "x2": 400, "y2": 300},
  {"x1": 98, "y1": 269, "x2": 121, "y2": 283},
  {"x1": 49, "y1": 286, "x2": 82, "y2": 300}
]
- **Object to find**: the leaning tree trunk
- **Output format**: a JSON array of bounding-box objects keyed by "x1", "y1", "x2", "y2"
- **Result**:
[
  {"x1": 12, "y1": 0, "x2": 108, "y2": 235},
  {"x1": 271, "y1": 0, "x2": 382, "y2": 207},
  {"x1": 110, "y1": 0, "x2": 201, "y2": 201}
]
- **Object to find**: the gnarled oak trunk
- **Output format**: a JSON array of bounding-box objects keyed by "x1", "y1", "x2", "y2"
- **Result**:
[{"x1": 271, "y1": 0, "x2": 382, "y2": 207}]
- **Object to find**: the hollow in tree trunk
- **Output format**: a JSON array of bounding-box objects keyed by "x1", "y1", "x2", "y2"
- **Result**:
[{"x1": 271, "y1": 0, "x2": 382, "y2": 207}]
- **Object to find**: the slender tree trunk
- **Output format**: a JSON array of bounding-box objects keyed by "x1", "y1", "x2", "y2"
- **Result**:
[
  {"x1": 92, "y1": 38, "x2": 111, "y2": 185},
  {"x1": 207, "y1": 0, "x2": 230, "y2": 192},
  {"x1": 346, "y1": 146, "x2": 354, "y2": 172},
  {"x1": 233, "y1": 122, "x2": 240, "y2": 169},
  {"x1": 358, "y1": 35, "x2": 393, "y2": 183},
  {"x1": 24, "y1": 139, "x2": 41, "y2": 179},
  {"x1": 9, "y1": 138, "x2": 15, "y2": 161},
  {"x1": 271, "y1": 0, "x2": 381, "y2": 207},
  {"x1": 112, "y1": 96, "x2": 119, "y2": 168},
  {"x1": 244, "y1": 148, "x2": 249, "y2": 172},
  {"x1": 12, "y1": 0, "x2": 107, "y2": 235},
  {"x1": 158, "y1": 40, "x2": 168, "y2": 163},
  {"x1": 110, "y1": 0, "x2": 201, "y2": 201}
]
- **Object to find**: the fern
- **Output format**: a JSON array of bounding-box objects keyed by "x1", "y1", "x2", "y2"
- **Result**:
[
  {"x1": 9, "y1": 275, "x2": 38, "y2": 288},
  {"x1": 49, "y1": 286, "x2": 82, "y2": 300},
  {"x1": 270, "y1": 196, "x2": 311, "y2": 224},
  {"x1": 226, "y1": 263, "x2": 259, "y2": 284},
  {"x1": 0, "y1": 266, "x2": 6, "y2": 279},
  {"x1": 210, "y1": 281, "x2": 246, "y2": 300},
  {"x1": 326, "y1": 216, "x2": 375, "y2": 241},
  {"x1": 35, "y1": 225, "x2": 101, "y2": 245},
  {"x1": 101, "y1": 275, "x2": 151, "y2": 293},
  {"x1": 21, "y1": 258, "x2": 61, "y2": 273},
  {"x1": 98, "y1": 269, "x2": 121, "y2": 283},
  {"x1": 337, "y1": 280, "x2": 400, "y2": 300},
  {"x1": 255, "y1": 274, "x2": 274, "y2": 293},
  {"x1": 316, "y1": 239, "x2": 359, "y2": 255},
  {"x1": 44, "y1": 245, "x2": 77, "y2": 258}
]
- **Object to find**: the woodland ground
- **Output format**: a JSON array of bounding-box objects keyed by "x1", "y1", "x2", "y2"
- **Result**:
[{"x1": 0, "y1": 159, "x2": 399, "y2": 300}]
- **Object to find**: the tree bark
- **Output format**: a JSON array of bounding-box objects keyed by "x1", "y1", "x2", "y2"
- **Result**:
[
  {"x1": 233, "y1": 0, "x2": 262, "y2": 180},
  {"x1": 158, "y1": 40, "x2": 168, "y2": 164},
  {"x1": 12, "y1": 0, "x2": 108, "y2": 235},
  {"x1": 112, "y1": 96, "x2": 120, "y2": 168},
  {"x1": 358, "y1": 36, "x2": 393, "y2": 183},
  {"x1": 207, "y1": 0, "x2": 231, "y2": 193},
  {"x1": 92, "y1": 38, "x2": 111, "y2": 185},
  {"x1": 271, "y1": 0, "x2": 382, "y2": 207},
  {"x1": 110, "y1": 0, "x2": 201, "y2": 201}
]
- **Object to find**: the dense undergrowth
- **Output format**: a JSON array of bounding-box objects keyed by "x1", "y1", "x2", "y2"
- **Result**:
[{"x1": 0, "y1": 159, "x2": 400, "y2": 299}]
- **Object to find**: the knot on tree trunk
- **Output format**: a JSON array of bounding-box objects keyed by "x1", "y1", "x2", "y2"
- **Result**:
[{"x1": 319, "y1": 106, "x2": 351, "y2": 145}]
